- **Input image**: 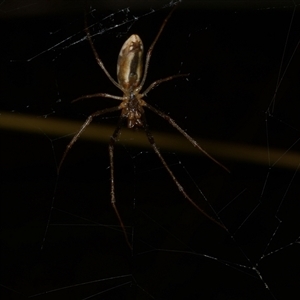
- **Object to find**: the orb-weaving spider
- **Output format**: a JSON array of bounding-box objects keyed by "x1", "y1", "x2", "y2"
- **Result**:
[{"x1": 59, "y1": 5, "x2": 229, "y2": 249}]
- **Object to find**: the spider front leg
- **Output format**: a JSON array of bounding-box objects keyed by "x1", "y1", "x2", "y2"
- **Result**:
[
  {"x1": 141, "y1": 114, "x2": 227, "y2": 231},
  {"x1": 72, "y1": 93, "x2": 124, "y2": 103},
  {"x1": 109, "y1": 117, "x2": 133, "y2": 249},
  {"x1": 145, "y1": 103, "x2": 230, "y2": 173},
  {"x1": 58, "y1": 105, "x2": 121, "y2": 173}
]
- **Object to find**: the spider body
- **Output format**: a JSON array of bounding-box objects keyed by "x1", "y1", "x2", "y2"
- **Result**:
[
  {"x1": 117, "y1": 34, "x2": 145, "y2": 129},
  {"x1": 117, "y1": 34, "x2": 143, "y2": 90},
  {"x1": 59, "y1": 6, "x2": 229, "y2": 249},
  {"x1": 119, "y1": 94, "x2": 145, "y2": 129}
]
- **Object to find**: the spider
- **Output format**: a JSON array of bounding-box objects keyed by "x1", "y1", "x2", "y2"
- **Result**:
[{"x1": 59, "y1": 5, "x2": 229, "y2": 249}]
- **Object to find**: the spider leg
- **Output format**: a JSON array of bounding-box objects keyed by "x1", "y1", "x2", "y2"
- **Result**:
[
  {"x1": 58, "y1": 106, "x2": 121, "y2": 173},
  {"x1": 72, "y1": 93, "x2": 124, "y2": 103},
  {"x1": 144, "y1": 103, "x2": 230, "y2": 173},
  {"x1": 138, "y1": 5, "x2": 178, "y2": 92},
  {"x1": 141, "y1": 114, "x2": 228, "y2": 231},
  {"x1": 142, "y1": 74, "x2": 189, "y2": 97},
  {"x1": 84, "y1": 11, "x2": 122, "y2": 91},
  {"x1": 109, "y1": 117, "x2": 133, "y2": 249}
]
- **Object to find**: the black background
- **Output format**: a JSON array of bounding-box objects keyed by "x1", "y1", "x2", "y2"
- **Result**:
[{"x1": 1, "y1": 1, "x2": 299, "y2": 299}]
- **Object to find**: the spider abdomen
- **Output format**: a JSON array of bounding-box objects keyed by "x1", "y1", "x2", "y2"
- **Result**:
[{"x1": 117, "y1": 34, "x2": 144, "y2": 90}]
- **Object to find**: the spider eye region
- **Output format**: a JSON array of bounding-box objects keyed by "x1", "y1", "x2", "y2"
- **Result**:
[{"x1": 117, "y1": 34, "x2": 144, "y2": 90}]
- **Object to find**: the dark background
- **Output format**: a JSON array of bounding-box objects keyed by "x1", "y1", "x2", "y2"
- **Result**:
[{"x1": 1, "y1": 1, "x2": 299, "y2": 299}]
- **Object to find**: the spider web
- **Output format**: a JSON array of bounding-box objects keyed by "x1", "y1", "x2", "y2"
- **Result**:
[{"x1": 1, "y1": 0, "x2": 299, "y2": 299}]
